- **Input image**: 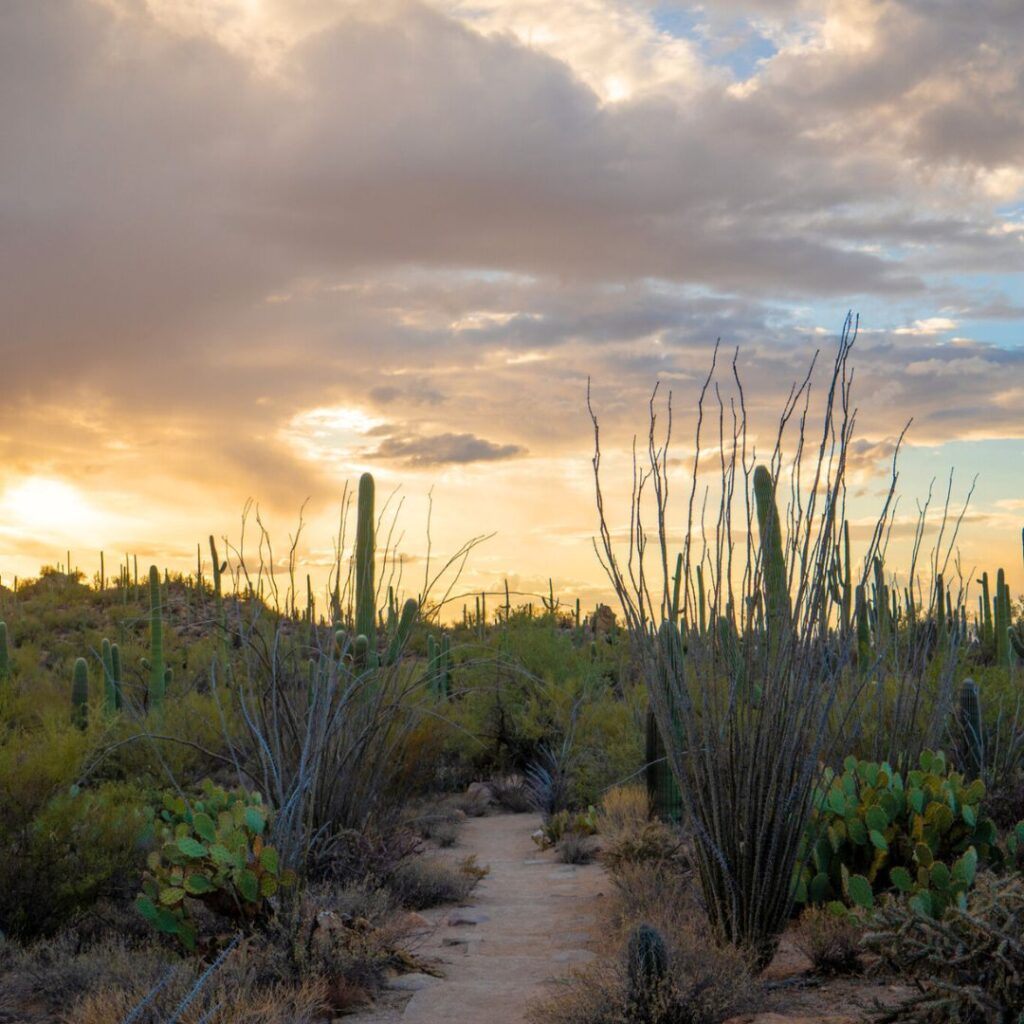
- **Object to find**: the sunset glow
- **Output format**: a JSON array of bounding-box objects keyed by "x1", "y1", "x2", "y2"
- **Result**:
[{"x1": 0, "y1": 0, "x2": 1022, "y2": 599}]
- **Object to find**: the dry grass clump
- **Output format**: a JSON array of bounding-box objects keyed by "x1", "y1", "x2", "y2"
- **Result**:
[
  {"x1": 3, "y1": 878, "x2": 422, "y2": 1023},
  {"x1": 490, "y1": 774, "x2": 534, "y2": 812},
  {"x1": 598, "y1": 784, "x2": 650, "y2": 836},
  {"x1": 600, "y1": 819, "x2": 687, "y2": 874},
  {"x1": 387, "y1": 854, "x2": 488, "y2": 910},
  {"x1": 67, "y1": 978, "x2": 330, "y2": 1024},
  {"x1": 557, "y1": 832, "x2": 597, "y2": 865},
  {"x1": 792, "y1": 906, "x2": 864, "y2": 975},
  {"x1": 529, "y1": 859, "x2": 761, "y2": 1024},
  {"x1": 410, "y1": 809, "x2": 464, "y2": 847}
]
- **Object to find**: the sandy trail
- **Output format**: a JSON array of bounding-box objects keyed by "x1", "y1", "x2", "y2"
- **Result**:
[{"x1": 361, "y1": 812, "x2": 607, "y2": 1024}]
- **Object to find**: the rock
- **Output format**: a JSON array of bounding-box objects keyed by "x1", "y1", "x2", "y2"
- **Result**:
[
  {"x1": 447, "y1": 908, "x2": 490, "y2": 926},
  {"x1": 551, "y1": 949, "x2": 595, "y2": 964},
  {"x1": 386, "y1": 973, "x2": 439, "y2": 992}
]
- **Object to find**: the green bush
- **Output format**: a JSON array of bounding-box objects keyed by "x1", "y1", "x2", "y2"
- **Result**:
[
  {"x1": 0, "y1": 781, "x2": 147, "y2": 939},
  {"x1": 797, "y1": 750, "x2": 995, "y2": 916},
  {"x1": 136, "y1": 781, "x2": 295, "y2": 950}
]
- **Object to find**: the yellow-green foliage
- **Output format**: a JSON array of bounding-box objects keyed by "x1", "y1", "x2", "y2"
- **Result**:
[
  {"x1": 0, "y1": 780, "x2": 146, "y2": 938},
  {"x1": 439, "y1": 617, "x2": 643, "y2": 805}
]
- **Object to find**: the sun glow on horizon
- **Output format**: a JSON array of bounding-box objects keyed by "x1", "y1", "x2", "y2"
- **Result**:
[{"x1": 0, "y1": 477, "x2": 105, "y2": 537}]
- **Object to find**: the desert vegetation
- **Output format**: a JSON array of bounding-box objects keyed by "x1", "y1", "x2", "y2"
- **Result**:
[{"x1": 2, "y1": 325, "x2": 1023, "y2": 1024}]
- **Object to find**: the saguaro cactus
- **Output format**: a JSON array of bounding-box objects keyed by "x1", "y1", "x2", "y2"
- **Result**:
[
  {"x1": 385, "y1": 598, "x2": 419, "y2": 665},
  {"x1": 0, "y1": 621, "x2": 9, "y2": 681},
  {"x1": 101, "y1": 637, "x2": 121, "y2": 716},
  {"x1": 71, "y1": 656, "x2": 89, "y2": 729},
  {"x1": 355, "y1": 473, "x2": 377, "y2": 658},
  {"x1": 959, "y1": 678, "x2": 984, "y2": 778},
  {"x1": 995, "y1": 569, "x2": 1011, "y2": 668},
  {"x1": 147, "y1": 565, "x2": 168, "y2": 712},
  {"x1": 753, "y1": 465, "x2": 791, "y2": 658}
]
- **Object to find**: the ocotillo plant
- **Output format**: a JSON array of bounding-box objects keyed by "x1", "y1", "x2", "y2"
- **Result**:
[
  {"x1": 71, "y1": 656, "x2": 88, "y2": 729},
  {"x1": 591, "y1": 318, "x2": 899, "y2": 966}
]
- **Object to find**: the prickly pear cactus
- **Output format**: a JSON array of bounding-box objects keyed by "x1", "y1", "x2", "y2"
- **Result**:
[
  {"x1": 796, "y1": 750, "x2": 994, "y2": 917},
  {"x1": 136, "y1": 781, "x2": 295, "y2": 951}
]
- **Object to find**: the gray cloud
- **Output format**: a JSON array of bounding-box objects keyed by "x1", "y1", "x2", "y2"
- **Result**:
[
  {"x1": 0, "y1": 0, "x2": 1023, "y2": 519},
  {"x1": 369, "y1": 430, "x2": 526, "y2": 467}
]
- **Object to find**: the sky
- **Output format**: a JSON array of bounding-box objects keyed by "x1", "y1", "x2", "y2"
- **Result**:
[{"x1": 1, "y1": 0, "x2": 1023, "y2": 613}]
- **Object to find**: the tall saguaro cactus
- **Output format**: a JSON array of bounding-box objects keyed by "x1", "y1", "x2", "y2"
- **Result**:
[
  {"x1": 753, "y1": 465, "x2": 791, "y2": 659},
  {"x1": 71, "y1": 657, "x2": 89, "y2": 729},
  {"x1": 0, "y1": 621, "x2": 9, "y2": 681},
  {"x1": 355, "y1": 472, "x2": 377, "y2": 656},
  {"x1": 101, "y1": 637, "x2": 121, "y2": 716},
  {"x1": 147, "y1": 565, "x2": 168, "y2": 712}
]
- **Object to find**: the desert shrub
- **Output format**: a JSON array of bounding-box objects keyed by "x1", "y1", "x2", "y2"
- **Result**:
[
  {"x1": 532, "y1": 807, "x2": 598, "y2": 850},
  {"x1": 411, "y1": 809, "x2": 463, "y2": 847},
  {"x1": 864, "y1": 871, "x2": 1024, "y2": 1022},
  {"x1": 527, "y1": 887, "x2": 759, "y2": 1024},
  {"x1": 322, "y1": 825, "x2": 423, "y2": 884},
  {"x1": 387, "y1": 854, "x2": 487, "y2": 910},
  {"x1": 0, "y1": 780, "x2": 147, "y2": 940},
  {"x1": 792, "y1": 906, "x2": 863, "y2": 974},
  {"x1": 797, "y1": 750, "x2": 995, "y2": 915},
  {"x1": 598, "y1": 784, "x2": 650, "y2": 837},
  {"x1": 600, "y1": 820, "x2": 686, "y2": 874},
  {"x1": 557, "y1": 832, "x2": 596, "y2": 865},
  {"x1": 490, "y1": 773, "x2": 534, "y2": 812},
  {"x1": 136, "y1": 782, "x2": 296, "y2": 950}
]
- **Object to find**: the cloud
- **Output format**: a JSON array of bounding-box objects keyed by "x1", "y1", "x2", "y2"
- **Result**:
[
  {"x1": 369, "y1": 431, "x2": 526, "y2": 467},
  {"x1": 1, "y1": 0, "x2": 1024, "y2": 589}
]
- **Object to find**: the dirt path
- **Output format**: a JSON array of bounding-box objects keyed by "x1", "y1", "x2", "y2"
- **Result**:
[{"x1": 365, "y1": 812, "x2": 607, "y2": 1024}]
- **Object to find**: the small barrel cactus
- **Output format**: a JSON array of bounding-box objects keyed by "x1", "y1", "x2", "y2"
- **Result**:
[{"x1": 626, "y1": 923, "x2": 670, "y2": 1017}]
